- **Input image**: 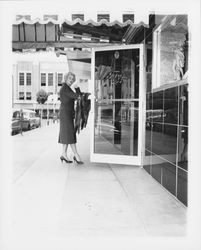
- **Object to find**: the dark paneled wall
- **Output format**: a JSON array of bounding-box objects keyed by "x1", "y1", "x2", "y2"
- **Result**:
[{"x1": 145, "y1": 84, "x2": 188, "y2": 206}]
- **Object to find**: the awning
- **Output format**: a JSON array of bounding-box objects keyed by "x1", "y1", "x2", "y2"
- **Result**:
[{"x1": 12, "y1": 17, "x2": 150, "y2": 51}]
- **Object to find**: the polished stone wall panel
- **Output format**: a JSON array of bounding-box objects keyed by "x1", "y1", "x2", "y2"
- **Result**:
[
  {"x1": 179, "y1": 84, "x2": 188, "y2": 126},
  {"x1": 164, "y1": 87, "x2": 178, "y2": 125},
  {"x1": 143, "y1": 163, "x2": 151, "y2": 174},
  {"x1": 177, "y1": 168, "x2": 188, "y2": 206},
  {"x1": 144, "y1": 83, "x2": 188, "y2": 206},
  {"x1": 152, "y1": 163, "x2": 162, "y2": 184},
  {"x1": 161, "y1": 162, "x2": 176, "y2": 196},
  {"x1": 177, "y1": 126, "x2": 188, "y2": 171}
]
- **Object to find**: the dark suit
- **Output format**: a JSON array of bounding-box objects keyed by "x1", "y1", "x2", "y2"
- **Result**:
[{"x1": 58, "y1": 83, "x2": 79, "y2": 144}]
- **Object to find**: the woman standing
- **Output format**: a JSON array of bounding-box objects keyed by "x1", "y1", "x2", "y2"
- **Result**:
[{"x1": 58, "y1": 72, "x2": 83, "y2": 164}]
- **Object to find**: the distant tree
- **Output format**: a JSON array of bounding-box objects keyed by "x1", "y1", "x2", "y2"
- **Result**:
[{"x1": 36, "y1": 89, "x2": 48, "y2": 124}]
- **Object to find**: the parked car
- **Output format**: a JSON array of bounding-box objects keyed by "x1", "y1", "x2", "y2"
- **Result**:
[
  {"x1": 11, "y1": 109, "x2": 41, "y2": 135},
  {"x1": 11, "y1": 117, "x2": 21, "y2": 135}
]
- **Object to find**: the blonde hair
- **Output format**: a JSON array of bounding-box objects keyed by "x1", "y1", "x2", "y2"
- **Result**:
[{"x1": 63, "y1": 72, "x2": 76, "y2": 83}]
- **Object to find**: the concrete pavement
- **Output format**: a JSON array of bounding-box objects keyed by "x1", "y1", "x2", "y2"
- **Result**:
[
  {"x1": 12, "y1": 120, "x2": 59, "y2": 182},
  {"x1": 11, "y1": 117, "x2": 187, "y2": 249}
]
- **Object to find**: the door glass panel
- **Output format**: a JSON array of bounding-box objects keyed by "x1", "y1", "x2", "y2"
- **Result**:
[
  {"x1": 94, "y1": 48, "x2": 140, "y2": 156},
  {"x1": 95, "y1": 49, "x2": 139, "y2": 99}
]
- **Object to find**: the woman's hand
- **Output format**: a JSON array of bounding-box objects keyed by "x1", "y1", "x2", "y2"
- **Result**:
[{"x1": 73, "y1": 83, "x2": 79, "y2": 88}]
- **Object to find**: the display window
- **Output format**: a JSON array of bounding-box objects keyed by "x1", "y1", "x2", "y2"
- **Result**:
[{"x1": 152, "y1": 15, "x2": 188, "y2": 89}]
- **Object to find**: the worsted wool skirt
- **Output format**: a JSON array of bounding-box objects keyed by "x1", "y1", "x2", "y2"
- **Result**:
[{"x1": 58, "y1": 107, "x2": 77, "y2": 144}]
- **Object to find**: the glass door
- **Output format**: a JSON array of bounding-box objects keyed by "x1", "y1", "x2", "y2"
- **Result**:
[{"x1": 90, "y1": 44, "x2": 146, "y2": 165}]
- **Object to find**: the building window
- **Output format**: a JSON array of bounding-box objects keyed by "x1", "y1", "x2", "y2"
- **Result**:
[
  {"x1": 48, "y1": 73, "x2": 53, "y2": 86},
  {"x1": 41, "y1": 73, "x2": 46, "y2": 86},
  {"x1": 122, "y1": 14, "x2": 134, "y2": 23},
  {"x1": 16, "y1": 15, "x2": 31, "y2": 21},
  {"x1": 72, "y1": 14, "x2": 84, "y2": 21},
  {"x1": 26, "y1": 73, "x2": 31, "y2": 85},
  {"x1": 26, "y1": 92, "x2": 31, "y2": 100},
  {"x1": 43, "y1": 15, "x2": 58, "y2": 20},
  {"x1": 58, "y1": 73, "x2": 63, "y2": 86},
  {"x1": 19, "y1": 92, "x2": 24, "y2": 100},
  {"x1": 97, "y1": 14, "x2": 110, "y2": 22},
  {"x1": 19, "y1": 73, "x2": 24, "y2": 85}
]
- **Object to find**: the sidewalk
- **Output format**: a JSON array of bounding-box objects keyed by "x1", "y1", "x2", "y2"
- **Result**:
[{"x1": 11, "y1": 118, "x2": 187, "y2": 249}]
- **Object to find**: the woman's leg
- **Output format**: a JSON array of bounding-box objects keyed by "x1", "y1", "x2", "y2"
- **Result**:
[
  {"x1": 70, "y1": 143, "x2": 82, "y2": 161},
  {"x1": 62, "y1": 144, "x2": 70, "y2": 160}
]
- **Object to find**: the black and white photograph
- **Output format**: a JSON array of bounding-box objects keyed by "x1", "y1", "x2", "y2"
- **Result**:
[{"x1": 0, "y1": 0, "x2": 201, "y2": 249}]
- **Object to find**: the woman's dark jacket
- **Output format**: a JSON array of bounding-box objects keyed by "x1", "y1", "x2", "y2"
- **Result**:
[{"x1": 58, "y1": 83, "x2": 79, "y2": 144}]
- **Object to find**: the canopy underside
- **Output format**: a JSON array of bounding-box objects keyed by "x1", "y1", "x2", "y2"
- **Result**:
[{"x1": 12, "y1": 17, "x2": 149, "y2": 51}]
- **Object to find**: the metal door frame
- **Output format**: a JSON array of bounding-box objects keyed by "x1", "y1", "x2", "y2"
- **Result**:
[{"x1": 90, "y1": 44, "x2": 146, "y2": 166}]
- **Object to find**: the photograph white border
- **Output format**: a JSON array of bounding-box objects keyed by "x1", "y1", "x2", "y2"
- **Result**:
[{"x1": 0, "y1": 0, "x2": 201, "y2": 249}]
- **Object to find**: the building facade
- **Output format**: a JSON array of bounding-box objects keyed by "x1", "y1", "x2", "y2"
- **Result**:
[{"x1": 12, "y1": 13, "x2": 189, "y2": 206}]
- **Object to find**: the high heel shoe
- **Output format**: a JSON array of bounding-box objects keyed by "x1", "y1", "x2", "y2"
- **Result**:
[
  {"x1": 60, "y1": 156, "x2": 73, "y2": 163},
  {"x1": 73, "y1": 156, "x2": 84, "y2": 165}
]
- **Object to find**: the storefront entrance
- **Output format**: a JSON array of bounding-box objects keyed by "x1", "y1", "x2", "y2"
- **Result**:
[{"x1": 90, "y1": 44, "x2": 146, "y2": 165}]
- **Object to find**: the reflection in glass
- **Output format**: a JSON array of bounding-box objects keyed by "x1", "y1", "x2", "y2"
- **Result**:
[
  {"x1": 146, "y1": 93, "x2": 152, "y2": 110},
  {"x1": 163, "y1": 124, "x2": 177, "y2": 164},
  {"x1": 164, "y1": 87, "x2": 178, "y2": 125},
  {"x1": 121, "y1": 101, "x2": 138, "y2": 155},
  {"x1": 177, "y1": 168, "x2": 188, "y2": 206},
  {"x1": 152, "y1": 124, "x2": 177, "y2": 164},
  {"x1": 145, "y1": 93, "x2": 152, "y2": 156},
  {"x1": 151, "y1": 122, "x2": 163, "y2": 155},
  {"x1": 179, "y1": 84, "x2": 188, "y2": 126},
  {"x1": 95, "y1": 49, "x2": 139, "y2": 100},
  {"x1": 145, "y1": 126, "x2": 152, "y2": 155},
  {"x1": 152, "y1": 91, "x2": 164, "y2": 123},
  {"x1": 146, "y1": 48, "x2": 152, "y2": 92},
  {"x1": 178, "y1": 126, "x2": 188, "y2": 170},
  {"x1": 153, "y1": 91, "x2": 163, "y2": 110},
  {"x1": 146, "y1": 92, "x2": 153, "y2": 127},
  {"x1": 156, "y1": 15, "x2": 188, "y2": 86},
  {"x1": 94, "y1": 101, "x2": 138, "y2": 155}
]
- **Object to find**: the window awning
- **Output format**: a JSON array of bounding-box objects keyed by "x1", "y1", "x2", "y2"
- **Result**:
[{"x1": 12, "y1": 17, "x2": 150, "y2": 51}]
